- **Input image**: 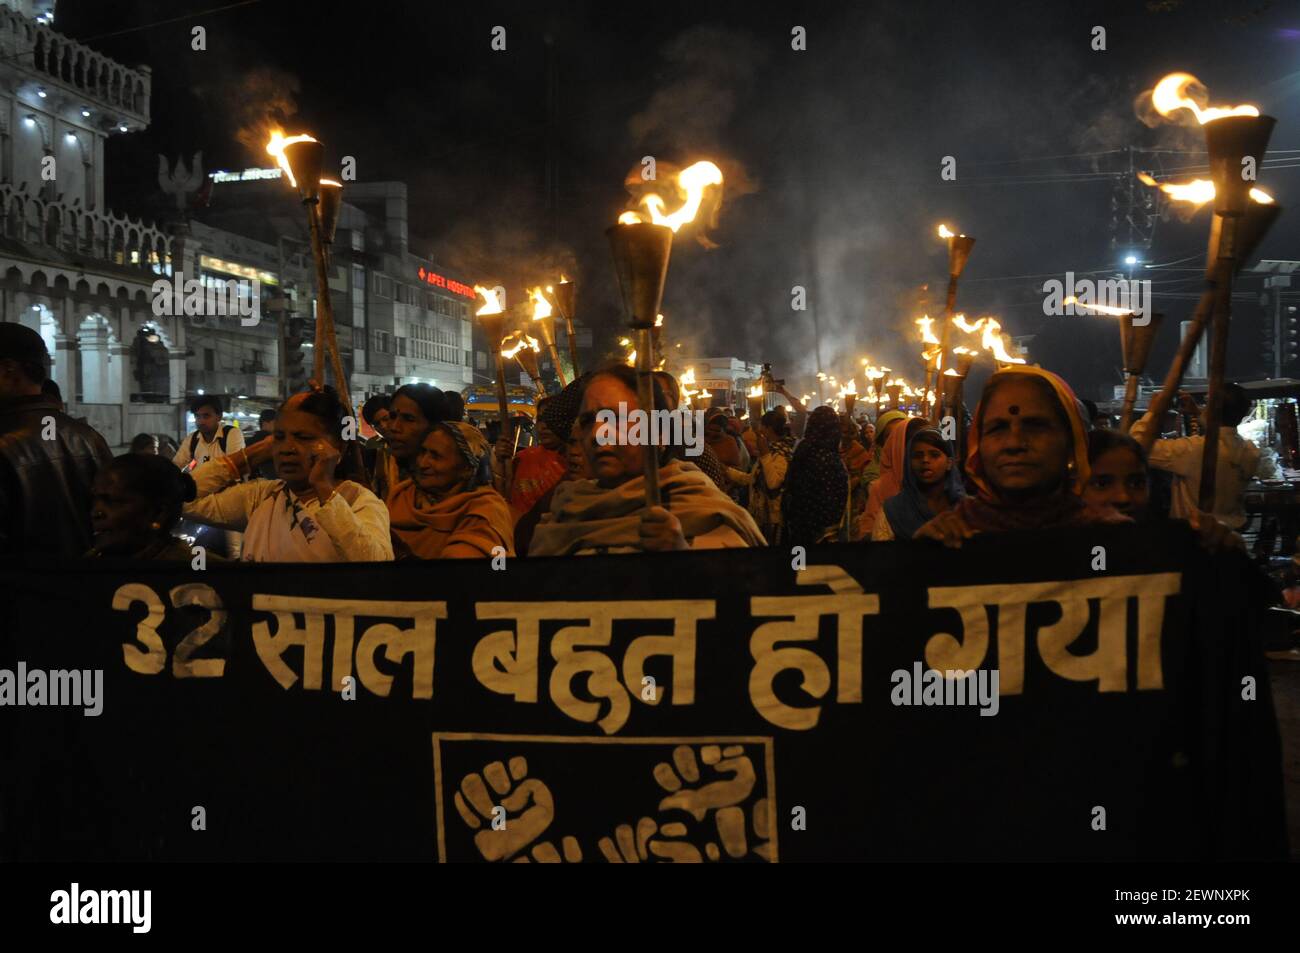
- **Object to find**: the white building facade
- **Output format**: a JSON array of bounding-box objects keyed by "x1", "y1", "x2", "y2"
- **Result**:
[{"x1": 0, "y1": 0, "x2": 184, "y2": 448}]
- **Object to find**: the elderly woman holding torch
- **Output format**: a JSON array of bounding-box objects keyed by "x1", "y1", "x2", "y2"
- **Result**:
[{"x1": 528, "y1": 365, "x2": 765, "y2": 556}]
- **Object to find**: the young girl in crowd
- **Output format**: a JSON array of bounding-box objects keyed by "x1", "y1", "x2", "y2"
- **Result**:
[
  {"x1": 873, "y1": 427, "x2": 965, "y2": 541},
  {"x1": 1083, "y1": 428, "x2": 1244, "y2": 552},
  {"x1": 86, "y1": 454, "x2": 198, "y2": 559},
  {"x1": 388, "y1": 421, "x2": 514, "y2": 559},
  {"x1": 858, "y1": 414, "x2": 922, "y2": 539},
  {"x1": 185, "y1": 387, "x2": 393, "y2": 562},
  {"x1": 1082, "y1": 430, "x2": 1151, "y2": 519}
]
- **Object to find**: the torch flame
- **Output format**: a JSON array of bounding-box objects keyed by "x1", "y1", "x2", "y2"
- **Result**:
[
  {"x1": 679, "y1": 367, "x2": 698, "y2": 406},
  {"x1": 748, "y1": 384, "x2": 764, "y2": 399},
  {"x1": 1149, "y1": 175, "x2": 1216, "y2": 207},
  {"x1": 1063, "y1": 295, "x2": 1133, "y2": 317},
  {"x1": 618, "y1": 211, "x2": 643, "y2": 225},
  {"x1": 980, "y1": 318, "x2": 1027, "y2": 365},
  {"x1": 500, "y1": 332, "x2": 541, "y2": 360},
  {"x1": 943, "y1": 368, "x2": 960, "y2": 377},
  {"x1": 937, "y1": 224, "x2": 958, "y2": 239},
  {"x1": 626, "y1": 349, "x2": 637, "y2": 367},
  {"x1": 474, "y1": 284, "x2": 505, "y2": 316},
  {"x1": 916, "y1": 315, "x2": 940, "y2": 345},
  {"x1": 640, "y1": 160, "x2": 724, "y2": 232},
  {"x1": 529, "y1": 287, "x2": 552, "y2": 321},
  {"x1": 655, "y1": 313, "x2": 664, "y2": 327},
  {"x1": 838, "y1": 379, "x2": 857, "y2": 398},
  {"x1": 1137, "y1": 173, "x2": 1273, "y2": 208},
  {"x1": 952, "y1": 313, "x2": 986, "y2": 334},
  {"x1": 1152, "y1": 72, "x2": 1258, "y2": 125},
  {"x1": 265, "y1": 130, "x2": 318, "y2": 189}
]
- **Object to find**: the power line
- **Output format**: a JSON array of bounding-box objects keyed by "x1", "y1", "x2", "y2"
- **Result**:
[{"x1": 0, "y1": 1, "x2": 267, "y2": 71}]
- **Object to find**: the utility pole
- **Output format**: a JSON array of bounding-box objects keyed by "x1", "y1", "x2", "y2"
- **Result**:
[{"x1": 1110, "y1": 146, "x2": 1157, "y2": 255}]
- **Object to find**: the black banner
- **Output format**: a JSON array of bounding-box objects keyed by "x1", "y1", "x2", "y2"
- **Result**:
[{"x1": 0, "y1": 522, "x2": 1286, "y2": 861}]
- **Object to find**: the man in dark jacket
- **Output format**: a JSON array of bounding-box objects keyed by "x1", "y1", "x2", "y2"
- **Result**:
[{"x1": 0, "y1": 323, "x2": 113, "y2": 556}]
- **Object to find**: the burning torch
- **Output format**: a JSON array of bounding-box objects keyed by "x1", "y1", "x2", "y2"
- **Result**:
[
  {"x1": 266, "y1": 133, "x2": 350, "y2": 405},
  {"x1": 542, "y1": 277, "x2": 579, "y2": 378},
  {"x1": 607, "y1": 158, "x2": 724, "y2": 508},
  {"x1": 502, "y1": 330, "x2": 545, "y2": 395},
  {"x1": 1141, "y1": 74, "x2": 1282, "y2": 510},
  {"x1": 607, "y1": 221, "x2": 673, "y2": 507},
  {"x1": 1066, "y1": 297, "x2": 1166, "y2": 432},
  {"x1": 528, "y1": 287, "x2": 566, "y2": 388},
  {"x1": 475, "y1": 285, "x2": 513, "y2": 444},
  {"x1": 838, "y1": 379, "x2": 857, "y2": 418},
  {"x1": 936, "y1": 223, "x2": 976, "y2": 418}
]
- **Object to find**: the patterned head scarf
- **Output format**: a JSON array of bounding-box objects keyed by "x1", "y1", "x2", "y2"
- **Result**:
[
  {"x1": 439, "y1": 421, "x2": 492, "y2": 488},
  {"x1": 539, "y1": 374, "x2": 588, "y2": 442}
]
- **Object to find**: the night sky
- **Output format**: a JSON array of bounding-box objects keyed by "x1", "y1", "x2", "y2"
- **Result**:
[{"x1": 55, "y1": 0, "x2": 1300, "y2": 401}]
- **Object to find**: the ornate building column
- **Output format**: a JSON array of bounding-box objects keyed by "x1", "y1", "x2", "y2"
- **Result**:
[
  {"x1": 51, "y1": 331, "x2": 74, "y2": 399},
  {"x1": 168, "y1": 348, "x2": 187, "y2": 401},
  {"x1": 107, "y1": 340, "x2": 131, "y2": 406}
]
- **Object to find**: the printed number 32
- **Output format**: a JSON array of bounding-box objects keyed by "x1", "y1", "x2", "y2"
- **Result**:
[{"x1": 110, "y1": 582, "x2": 227, "y2": 678}]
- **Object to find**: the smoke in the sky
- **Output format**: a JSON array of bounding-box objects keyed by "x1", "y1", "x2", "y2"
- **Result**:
[{"x1": 198, "y1": 66, "x2": 302, "y2": 153}]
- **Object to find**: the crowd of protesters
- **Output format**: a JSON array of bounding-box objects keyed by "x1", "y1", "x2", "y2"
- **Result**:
[{"x1": 0, "y1": 321, "x2": 1265, "y2": 564}]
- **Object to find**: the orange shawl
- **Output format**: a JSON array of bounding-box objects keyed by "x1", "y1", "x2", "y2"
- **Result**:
[
  {"x1": 508, "y1": 446, "x2": 567, "y2": 518},
  {"x1": 841, "y1": 440, "x2": 871, "y2": 476},
  {"x1": 388, "y1": 481, "x2": 515, "y2": 559},
  {"x1": 858, "y1": 415, "x2": 923, "y2": 536}
]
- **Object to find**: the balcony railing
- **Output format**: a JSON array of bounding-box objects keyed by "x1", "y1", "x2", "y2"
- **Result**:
[
  {"x1": 0, "y1": 8, "x2": 150, "y2": 122},
  {"x1": 0, "y1": 182, "x2": 171, "y2": 275}
]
